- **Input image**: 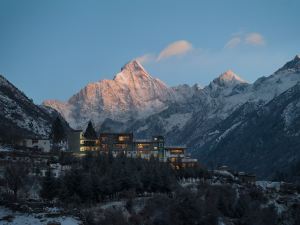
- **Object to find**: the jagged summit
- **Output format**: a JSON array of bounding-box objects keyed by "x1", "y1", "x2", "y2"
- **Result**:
[
  {"x1": 114, "y1": 60, "x2": 152, "y2": 83},
  {"x1": 121, "y1": 60, "x2": 145, "y2": 72},
  {"x1": 275, "y1": 55, "x2": 300, "y2": 74},
  {"x1": 219, "y1": 70, "x2": 246, "y2": 82},
  {"x1": 212, "y1": 70, "x2": 247, "y2": 87}
]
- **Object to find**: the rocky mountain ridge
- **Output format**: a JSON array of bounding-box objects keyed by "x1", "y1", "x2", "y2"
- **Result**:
[{"x1": 0, "y1": 75, "x2": 69, "y2": 141}]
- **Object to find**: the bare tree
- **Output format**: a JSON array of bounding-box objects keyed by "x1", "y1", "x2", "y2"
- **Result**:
[{"x1": 4, "y1": 163, "x2": 29, "y2": 201}]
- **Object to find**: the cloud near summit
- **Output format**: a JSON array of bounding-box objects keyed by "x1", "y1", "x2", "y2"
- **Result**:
[
  {"x1": 136, "y1": 40, "x2": 193, "y2": 64},
  {"x1": 157, "y1": 40, "x2": 193, "y2": 61}
]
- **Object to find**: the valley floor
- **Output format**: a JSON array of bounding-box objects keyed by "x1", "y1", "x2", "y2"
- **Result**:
[{"x1": 0, "y1": 207, "x2": 81, "y2": 225}]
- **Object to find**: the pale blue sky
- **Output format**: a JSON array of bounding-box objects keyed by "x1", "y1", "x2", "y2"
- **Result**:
[{"x1": 0, "y1": 0, "x2": 299, "y2": 103}]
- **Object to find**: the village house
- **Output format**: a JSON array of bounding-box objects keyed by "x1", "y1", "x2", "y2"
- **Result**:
[{"x1": 18, "y1": 138, "x2": 51, "y2": 152}]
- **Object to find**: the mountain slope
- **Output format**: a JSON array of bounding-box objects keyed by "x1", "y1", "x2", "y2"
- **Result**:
[
  {"x1": 0, "y1": 75, "x2": 68, "y2": 141},
  {"x1": 125, "y1": 70, "x2": 249, "y2": 141},
  {"x1": 196, "y1": 82, "x2": 300, "y2": 178},
  {"x1": 180, "y1": 56, "x2": 300, "y2": 148}
]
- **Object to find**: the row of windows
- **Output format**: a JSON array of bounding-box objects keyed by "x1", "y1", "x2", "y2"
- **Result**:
[{"x1": 80, "y1": 146, "x2": 100, "y2": 151}]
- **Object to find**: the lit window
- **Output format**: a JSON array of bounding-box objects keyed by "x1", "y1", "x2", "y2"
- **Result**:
[
  {"x1": 170, "y1": 149, "x2": 184, "y2": 154},
  {"x1": 115, "y1": 144, "x2": 127, "y2": 149},
  {"x1": 119, "y1": 136, "x2": 130, "y2": 141}
]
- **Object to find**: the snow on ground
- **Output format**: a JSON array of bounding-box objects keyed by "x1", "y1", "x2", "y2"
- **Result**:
[
  {"x1": 0, "y1": 146, "x2": 13, "y2": 152},
  {"x1": 213, "y1": 170, "x2": 235, "y2": 179},
  {"x1": 99, "y1": 200, "x2": 125, "y2": 210},
  {"x1": 0, "y1": 207, "x2": 81, "y2": 225},
  {"x1": 256, "y1": 181, "x2": 281, "y2": 191}
]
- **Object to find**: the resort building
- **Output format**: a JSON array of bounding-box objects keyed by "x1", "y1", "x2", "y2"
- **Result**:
[
  {"x1": 134, "y1": 136, "x2": 164, "y2": 160},
  {"x1": 99, "y1": 133, "x2": 133, "y2": 157},
  {"x1": 164, "y1": 146, "x2": 198, "y2": 169},
  {"x1": 66, "y1": 123, "x2": 198, "y2": 169},
  {"x1": 68, "y1": 130, "x2": 100, "y2": 152}
]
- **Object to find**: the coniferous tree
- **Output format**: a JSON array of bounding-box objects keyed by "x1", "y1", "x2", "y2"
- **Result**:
[
  {"x1": 51, "y1": 117, "x2": 66, "y2": 143},
  {"x1": 84, "y1": 121, "x2": 97, "y2": 139}
]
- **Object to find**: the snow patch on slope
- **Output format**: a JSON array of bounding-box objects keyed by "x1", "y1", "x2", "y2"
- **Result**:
[{"x1": 164, "y1": 113, "x2": 192, "y2": 132}]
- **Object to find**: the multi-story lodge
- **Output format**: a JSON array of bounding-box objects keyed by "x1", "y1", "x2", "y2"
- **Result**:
[
  {"x1": 68, "y1": 130, "x2": 100, "y2": 152},
  {"x1": 99, "y1": 133, "x2": 133, "y2": 157},
  {"x1": 134, "y1": 136, "x2": 164, "y2": 159},
  {"x1": 67, "y1": 127, "x2": 198, "y2": 169},
  {"x1": 164, "y1": 146, "x2": 198, "y2": 169}
]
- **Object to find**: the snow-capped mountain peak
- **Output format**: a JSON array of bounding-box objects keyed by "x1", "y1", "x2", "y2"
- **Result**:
[
  {"x1": 212, "y1": 70, "x2": 247, "y2": 87},
  {"x1": 121, "y1": 60, "x2": 146, "y2": 73},
  {"x1": 44, "y1": 59, "x2": 175, "y2": 129},
  {"x1": 114, "y1": 60, "x2": 151, "y2": 83},
  {"x1": 219, "y1": 70, "x2": 245, "y2": 82}
]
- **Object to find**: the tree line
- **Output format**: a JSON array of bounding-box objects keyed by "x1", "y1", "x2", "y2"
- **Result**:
[{"x1": 41, "y1": 153, "x2": 207, "y2": 205}]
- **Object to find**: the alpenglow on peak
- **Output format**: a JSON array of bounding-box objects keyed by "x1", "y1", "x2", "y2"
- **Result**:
[
  {"x1": 121, "y1": 60, "x2": 148, "y2": 74},
  {"x1": 213, "y1": 70, "x2": 247, "y2": 87},
  {"x1": 113, "y1": 60, "x2": 153, "y2": 83}
]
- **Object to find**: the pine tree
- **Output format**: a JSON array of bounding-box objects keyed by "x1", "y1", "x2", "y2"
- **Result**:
[
  {"x1": 84, "y1": 121, "x2": 97, "y2": 139},
  {"x1": 51, "y1": 117, "x2": 66, "y2": 143}
]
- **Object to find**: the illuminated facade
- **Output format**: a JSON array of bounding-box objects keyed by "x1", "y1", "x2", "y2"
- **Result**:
[
  {"x1": 99, "y1": 133, "x2": 133, "y2": 156},
  {"x1": 164, "y1": 146, "x2": 198, "y2": 169},
  {"x1": 67, "y1": 128, "x2": 198, "y2": 169},
  {"x1": 68, "y1": 130, "x2": 100, "y2": 152},
  {"x1": 134, "y1": 136, "x2": 164, "y2": 160}
]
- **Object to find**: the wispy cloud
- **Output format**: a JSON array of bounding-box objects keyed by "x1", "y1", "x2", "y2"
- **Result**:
[
  {"x1": 224, "y1": 37, "x2": 242, "y2": 49},
  {"x1": 224, "y1": 32, "x2": 266, "y2": 49},
  {"x1": 135, "y1": 54, "x2": 155, "y2": 64},
  {"x1": 245, "y1": 33, "x2": 265, "y2": 46},
  {"x1": 157, "y1": 40, "x2": 193, "y2": 61},
  {"x1": 136, "y1": 40, "x2": 193, "y2": 65}
]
